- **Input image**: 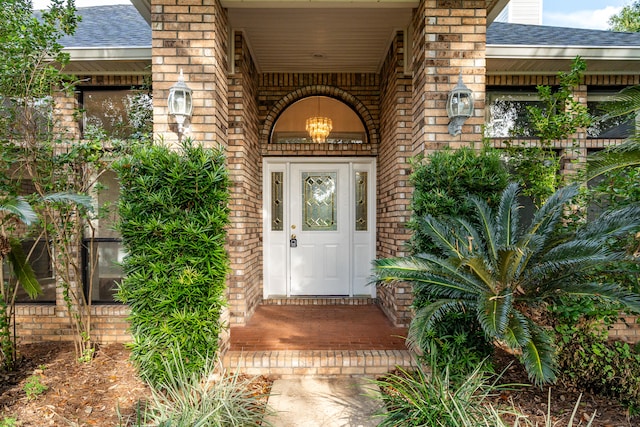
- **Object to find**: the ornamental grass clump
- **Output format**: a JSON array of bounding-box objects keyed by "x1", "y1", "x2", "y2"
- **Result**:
[
  {"x1": 114, "y1": 140, "x2": 230, "y2": 387},
  {"x1": 371, "y1": 362, "x2": 596, "y2": 427},
  {"x1": 371, "y1": 362, "x2": 524, "y2": 427},
  {"x1": 124, "y1": 347, "x2": 273, "y2": 427}
]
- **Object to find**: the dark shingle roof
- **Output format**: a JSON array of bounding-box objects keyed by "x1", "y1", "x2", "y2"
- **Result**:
[
  {"x1": 59, "y1": 5, "x2": 150, "y2": 48},
  {"x1": 57, "y1": 5, "x2": 640, "y2": 50},
  {"x1": 488, "y1": 21, "x2": 640, "y2": 47}
]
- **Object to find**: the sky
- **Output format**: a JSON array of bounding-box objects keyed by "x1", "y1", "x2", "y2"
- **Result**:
[
  {"x1": 543, "y1": 0, "x2": 629, "y2": 30},
  {"x1": 32, "y1": 0, "x2": 633, "y2": 31}
]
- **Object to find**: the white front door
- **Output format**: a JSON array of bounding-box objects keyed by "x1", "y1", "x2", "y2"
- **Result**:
[
  {"x1": 263, "y1": 158, "x2": 376, "y2": 298},
  {"x1": 290, "y1": 164, "x2": 349, "y2": 295}
]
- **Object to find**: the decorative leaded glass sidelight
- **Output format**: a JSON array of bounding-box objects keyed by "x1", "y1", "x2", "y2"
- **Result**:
[
  {"x1": 302, "y1": 172, "x2": 337, "y2": 231},
  {"x1": 271, "y1": 172, "x2": 283, "y2": 231},
  {"x1": 355, "y1": 171, "x2": 367, "y2": 231}
]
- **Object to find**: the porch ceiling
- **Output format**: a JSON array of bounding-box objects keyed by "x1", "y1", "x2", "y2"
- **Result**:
[
  {"x1": 129, "y1": 0, "x2": 507, "y2": 74},
  {"x1": 226, "y1": 5, "x2": 415, "y2": 73}
]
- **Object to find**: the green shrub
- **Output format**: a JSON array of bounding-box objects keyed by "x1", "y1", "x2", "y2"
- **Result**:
[
  {"x1": 410, "y1": 309, "x2": 495, "y2": 379},
  {"x1": 407, "y1": 145, "x2": 508, "y2": 375},
  {"x1": 0, "y1": 417, "x2": 18, "y2": 427},
  {"x1": 376, "y1": 183, "x2": 640, "y2": 385},
  {"x1": 556, "y1": 324, "x2": 640, "y2": 414},
  {"x1": 551, "y1": 295, "x2": 640, "y2": 413},
  {"x1": 114, "y1": 140, "x2": 230, "y2": 387},
  {"x1": 409, "y1": 145, "x2": 509, "y2": 255},
  {"x1": 585, "y1": 164, "x2": 640, "y2": 292},
  {"x1": 504, "y1": 57, "x2": 591, "y2": 206}
]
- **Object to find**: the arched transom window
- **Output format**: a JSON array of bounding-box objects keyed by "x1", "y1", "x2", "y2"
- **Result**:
[{"x1": 271, "y1": 96, "x2": 366, "y2": 144}]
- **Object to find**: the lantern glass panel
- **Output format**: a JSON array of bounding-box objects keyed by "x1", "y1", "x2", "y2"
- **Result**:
[{"x1": 169, "y1": 88, "x2": 192, "y2": 116}]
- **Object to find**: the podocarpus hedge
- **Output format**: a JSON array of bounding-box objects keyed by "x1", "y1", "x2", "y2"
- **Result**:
[{"x1": 113, "y1": 140, "x2": 230, "y2": 387}]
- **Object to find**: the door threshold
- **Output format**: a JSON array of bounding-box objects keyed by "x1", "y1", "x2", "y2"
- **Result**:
[{"x1": 262, "y1": 296, "x2": 377, "y2": 306}]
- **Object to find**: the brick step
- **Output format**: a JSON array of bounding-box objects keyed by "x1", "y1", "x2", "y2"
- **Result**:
[
  {"x1": 261, "y1": 297, "x2": 376, "y2": 306},
  {"x1": 222, "y1": 349, "x2": 416, "y2": 378}
]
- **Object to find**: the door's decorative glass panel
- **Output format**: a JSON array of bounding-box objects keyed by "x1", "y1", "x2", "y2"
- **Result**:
[
  {"x1": 302, "y1": 172, "x2": 337, "y2": 231},
  {"x1": 355, "y1": 171, "x2": 368, "y2": 231},
  {"x1": 271, "y1": 172, "x2": 284, "y2": 231}
]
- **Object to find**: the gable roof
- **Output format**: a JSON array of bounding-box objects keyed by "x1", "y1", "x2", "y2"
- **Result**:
[
  {"x1": 59, "y1": 5, "x2": 640, "y2": 76},
  {"x1": 488, "y1": 22, "x2": 640, "y2": 47},
  {"x1": 59, "y1": 5, "x2": 150, "y2": 48},
  {"x1": 486, "y1": 22, "x2": 640, "y2": 75}
]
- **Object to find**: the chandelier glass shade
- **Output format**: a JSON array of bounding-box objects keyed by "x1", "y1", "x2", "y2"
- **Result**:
[{"x1": 305, "y1": 116, "x2": 333, "y2": 143}]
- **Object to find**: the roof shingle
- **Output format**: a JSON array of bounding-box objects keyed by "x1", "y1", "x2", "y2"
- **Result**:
[
  {"x1": 58, "y1": 5, "x2": 640, "y2": 50},
  {"x1": 59, "y1": 5, "x2": 150, "y2": 48},
  {"x1": 487, "y1": 21, "x2": 640, "y2": 47}
]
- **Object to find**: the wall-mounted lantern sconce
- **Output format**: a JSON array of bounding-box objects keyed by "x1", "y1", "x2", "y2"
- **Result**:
[
  {"x1": 167, "y1": 69, "x2": 193, "y2": 136},
  {"x1": 446, "y1": 73, "x2": 474, "y2": 136}
]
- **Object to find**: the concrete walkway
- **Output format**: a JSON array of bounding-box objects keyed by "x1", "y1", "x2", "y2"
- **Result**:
[{"x1": 264, "y1": 377, "x2": 383, "y2": 427}]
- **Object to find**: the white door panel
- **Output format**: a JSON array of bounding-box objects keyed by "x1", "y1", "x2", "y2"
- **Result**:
[
  {"x1": 290, "y1": 164, "x2": 349, "y2": 295},
  {"x1": 263, "y1": 159, "x2": 376, "y2": 299}
]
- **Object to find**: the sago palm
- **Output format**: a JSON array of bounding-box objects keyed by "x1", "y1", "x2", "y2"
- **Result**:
[
  {"x1": 0, "y1": 196, "x2": 40, "y2": 300},
  {"x1": 374, "y1": 183, "x2": 640, "y2": 386},
  {"x1": 0, "y1": 195, "x2": 40, "y2": 369}
]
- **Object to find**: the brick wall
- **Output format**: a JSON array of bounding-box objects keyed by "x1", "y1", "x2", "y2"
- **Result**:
[
  {"x1": 151, "y1": 0, "x2": 229, "y2": 147},
  {"x1": 376, "y1": 32, "x2": 414, "y2": 327},
  {"x1": 53, "y1": 89, "x2": 80, "y2": 142},
  {"x1": 14, "y1": 304, "x2": 130, "y2": 345},
  {"x1": 609, "y1": 316, "x2": 640, "y2": 343},
  {"x1": 226, "y1": 32, "x2": 263, "y2": 326},
  {"x1": 412, "y1": 0, "x2": 486, "y2": 154}
]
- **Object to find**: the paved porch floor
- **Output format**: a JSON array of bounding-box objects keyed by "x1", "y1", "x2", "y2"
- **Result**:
[{"x1": 229, "y1": 304, "x2": 409, "y2": 351}]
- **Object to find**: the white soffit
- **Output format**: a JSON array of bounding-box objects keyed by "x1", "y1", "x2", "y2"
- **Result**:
[
  {"x1": 63, "y1": 47, "x2": 151, "y2": 76},
  {"x1": 64, "y1": 47, "x2": 150, "y2": 61},
  {"x1": 221, "y1": 0, "x2": 417, "y2": 7},
  {"x1": 487, "y1": 45, "x2": 640, "y2": 75}
]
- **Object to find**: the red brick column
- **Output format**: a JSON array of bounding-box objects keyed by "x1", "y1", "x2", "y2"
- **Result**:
[
  {"x1": 377, "y1": 32, "x2": 414, "y2": 327},
  {"x1": 226, "y1": 32, "x2": 263, "y2": 326},
  {"x1": 151, "y1": 0, "x2": 229, "y2": 148},
  {"x1": 412, "y1": 0, "x2": 486, "y2": 155},
  {"x1": 53, "y1": 89, "x2": 80, "y2": 141},
  {"x1": 151, "y1": 0, "x2": 230, "y2": 352}
]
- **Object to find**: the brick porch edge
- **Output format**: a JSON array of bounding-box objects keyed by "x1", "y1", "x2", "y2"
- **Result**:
[{"x1": 222, "y1": 349, "x2": 416, "y2": 378}]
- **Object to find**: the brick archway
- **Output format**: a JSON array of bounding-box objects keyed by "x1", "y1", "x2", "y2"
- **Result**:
[{"x1": 261, "y1": 85, "x2": 379, "y2": 146}]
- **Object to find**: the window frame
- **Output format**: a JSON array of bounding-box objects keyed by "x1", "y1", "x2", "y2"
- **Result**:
[
  {"x1": 81, "y1": 237, "x2": 124, "y2": 304},
  {"x1": 485, "y1": 87, "x2": 541, "y2": 139},
  {"x1": 78, "y1": 85, "x2": 151, "y2": 139},
  {"x1": 586, "y1": 88, "x2": 638, "y2": 139}
]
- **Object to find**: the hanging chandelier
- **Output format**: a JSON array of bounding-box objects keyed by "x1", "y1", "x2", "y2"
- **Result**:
[{"x1": 305, "y1": 116, "x2": 333, "y2": 143}]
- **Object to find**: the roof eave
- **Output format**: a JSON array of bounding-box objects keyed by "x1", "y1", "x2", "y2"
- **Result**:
[
  {"x1": 487, "y1": 45, "x2": 640, "y2": 61},
  {"x1": 64, "y1": 47, "x2": 151, "y2": 61},
  {"x1": 130, "y1": 0, "x2": 151, "y2": 25},
  {"x1": 487, "y1": 45, "x2": 640, "y2": 76}
]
